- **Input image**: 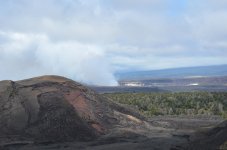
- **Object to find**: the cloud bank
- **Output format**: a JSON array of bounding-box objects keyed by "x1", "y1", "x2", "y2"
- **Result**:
[
  {"x1": 0, "y1": 0, "x2": 227, "y2": 85},
  {"x1": 0, "y1": 31, "x2": 117, "y2": 85}
]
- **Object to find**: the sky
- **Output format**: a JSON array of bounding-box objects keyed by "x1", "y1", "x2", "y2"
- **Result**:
[{"x1": 0, "y1": 0, "x2": 227, "y2": 85}]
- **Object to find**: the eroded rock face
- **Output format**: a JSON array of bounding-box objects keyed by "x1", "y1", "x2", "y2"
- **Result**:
[{"x1": 0, "y1": 76, "x2": 146, "y2": 143}]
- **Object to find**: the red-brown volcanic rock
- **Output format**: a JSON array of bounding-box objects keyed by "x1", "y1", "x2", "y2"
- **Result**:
[{"x1": 0, "y1": 75, "x2": 146, "y2": 143}]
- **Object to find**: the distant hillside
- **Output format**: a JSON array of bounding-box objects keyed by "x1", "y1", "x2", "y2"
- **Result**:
[
  {"x1": 116, "y1": 64, "x2": 227, "y2": 80},
  {"x1": 119, "y1": 76, "x2": 227, "y2": 87}
]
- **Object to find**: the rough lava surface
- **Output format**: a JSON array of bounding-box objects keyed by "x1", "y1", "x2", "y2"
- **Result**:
[{"x1": 0, "y1": 75, "x2": 146, "y2": 144}]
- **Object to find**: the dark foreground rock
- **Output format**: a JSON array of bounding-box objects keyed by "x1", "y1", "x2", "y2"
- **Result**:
[{"x1": 182, "y1": 120, "x2": 227, "y2": 150}]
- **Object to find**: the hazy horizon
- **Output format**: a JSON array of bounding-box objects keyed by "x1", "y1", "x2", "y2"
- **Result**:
[{"x1": 0, "y1": 0, "x2": 227, "y2": 85}]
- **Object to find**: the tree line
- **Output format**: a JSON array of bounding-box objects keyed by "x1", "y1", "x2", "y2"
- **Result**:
[{"x1": 103, "y1": 92, "x2": 227, "y2": 118}]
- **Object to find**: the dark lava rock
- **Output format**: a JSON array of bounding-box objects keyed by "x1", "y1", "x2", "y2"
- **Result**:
[
  {"x1": 0, "y1": 75, "x2": 146, "y2": 144},
  {"x1": 182, "y1": 120, "x2": 227, "y2": 150}
]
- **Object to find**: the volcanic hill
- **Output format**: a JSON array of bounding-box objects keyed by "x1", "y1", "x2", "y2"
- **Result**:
[{"x1": 0, "y1": 75, "x2": 146, "y2": 144}]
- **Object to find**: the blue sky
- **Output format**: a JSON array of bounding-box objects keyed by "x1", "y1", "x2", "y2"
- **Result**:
[{"x1": 0, "y1": 0, "x2": 227, "y2": 85}]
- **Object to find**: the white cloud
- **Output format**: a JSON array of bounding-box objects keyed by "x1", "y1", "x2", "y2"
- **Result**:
[
  {"x1": 0, "y1": 31, "x2": 117, "y2": 85},
  {"x1": 0, "y1": 0, "x2": 227, "y2": 84}
]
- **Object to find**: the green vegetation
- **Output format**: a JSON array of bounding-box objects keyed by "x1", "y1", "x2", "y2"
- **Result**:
[{"x1": 103, "y1": 92, "x2": 227, "y2": 118}]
